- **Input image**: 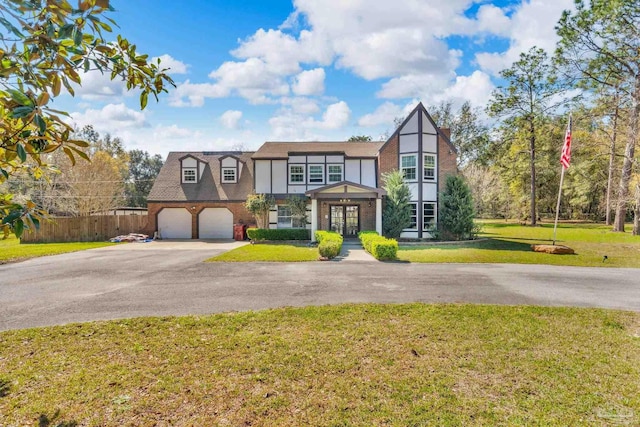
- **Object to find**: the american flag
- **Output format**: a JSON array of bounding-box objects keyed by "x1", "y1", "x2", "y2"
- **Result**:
[{"x1": 560, "y1": 115, "x2": 572, "y2": 169}]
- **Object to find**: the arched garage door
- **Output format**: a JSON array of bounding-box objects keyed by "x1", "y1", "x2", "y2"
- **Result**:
[
  {"x1": 199, "y1": 208, "x2": 233, "y2": 239},
  {"x1": 158, "y1": 208, "x2": 192, "y2": 239}
]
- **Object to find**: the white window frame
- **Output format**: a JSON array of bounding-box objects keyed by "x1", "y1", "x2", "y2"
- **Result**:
[
  {"x1": 400, "y1": 154, "x2": 417, "y2": 181},
  {"x1": 182, "y1": 167, "x2": 197, "y2": 183},
  {"x1": 327, "y1": 164, "x2": 343, "y2": 183},
  {"x1": 222, "y1": 167, "x2": 237, "y2": 183},
  {"x1": 277, "y1": 205, "x2": 306, "y2": 229},
  {"x1": 289, "y1": 164, "x2": 305, "y2": 184},
  {"x1": 423, "y1": 202, "x2": 437, "y2": 231},
  {"x1": 423, "y1": 154, "x2": 436, "y2": 181},
  {"x1": 405, "y1": 202, "x2": 418, "y2": 230},
  {"x1": 308, "y1": 164, "x2": 324, "y2": 184}
]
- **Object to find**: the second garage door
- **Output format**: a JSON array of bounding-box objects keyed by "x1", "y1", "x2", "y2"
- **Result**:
[{"x1": 199, "y1": 208, "x2": 233, "y2": 239}]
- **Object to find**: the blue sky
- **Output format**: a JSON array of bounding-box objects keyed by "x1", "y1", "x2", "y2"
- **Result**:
[{"x1": 59, "y1": 0, "x2": 575, "y2": 157}]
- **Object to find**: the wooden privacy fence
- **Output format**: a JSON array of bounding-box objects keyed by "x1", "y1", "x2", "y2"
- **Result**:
[{"x1": 21, "y1": 215, "x2": 149, "y2": 243}]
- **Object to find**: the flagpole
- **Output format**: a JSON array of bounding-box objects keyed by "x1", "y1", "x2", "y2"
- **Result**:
[{"x1": 552, "y1": 165, "x2": 565, "y2": 246}]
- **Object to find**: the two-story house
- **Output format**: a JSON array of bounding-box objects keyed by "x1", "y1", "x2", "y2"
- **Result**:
[{"x1": 147, "y1": 102, "x2": 457, "y2": 240}]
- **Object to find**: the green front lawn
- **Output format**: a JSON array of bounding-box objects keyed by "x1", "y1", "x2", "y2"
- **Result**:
[
  {"x1": 1, "y1": 304, "x2": 638, "y2": 426},
  {"x1": 207, "y1": 242, "x2": 318, "y2": 262},
  {"x1": 398, "y1": 221, "x2": 640, "y2": 268},
  {"x1": 0, "y1": 235, "x2": 115, "y2": 264}
]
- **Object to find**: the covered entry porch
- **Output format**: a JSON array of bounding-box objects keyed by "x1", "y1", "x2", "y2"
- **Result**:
[{"x1": 306, "y1": 181, "x2": 386, "y2": 242}]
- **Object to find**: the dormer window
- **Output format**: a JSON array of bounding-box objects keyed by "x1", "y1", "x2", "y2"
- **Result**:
[
  {"x1": 182, "y1": 167, "x2": 197, "y2": 183},
  {"x1": 222, "y1": 167, "x2": 237, "y2": 183}
]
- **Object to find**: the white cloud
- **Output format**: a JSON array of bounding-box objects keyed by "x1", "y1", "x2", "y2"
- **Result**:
[
  {"x1": 69, "y1": 69, "x2": 129, "y2": 100},
  {"x1": 358, "y1": 102, "x2": 408, "y2": 127},
  {"x1": 475, "y1": 0, "x2": 575, "y2": 75},
  {"x1": 220, "y1": 110, "x2": 243, "y2": 129},
  {"x1": 279, "y1": 97, "x2": 320, "y2": 114},
  {"x1": 433, "y1": 71, "x2": 495, "y2": 107},
  {"x1": 292, "y1": 68, "x2": 325, "y2": 96},
  {"x1": 154, "y1": 54, "x2": 189, "y2": 74},
  {"x1": 167, "y1": 80, "x2": 229, "y2": 107},
  {"x1": 69, "y1": 103, "x2": 148, "y2": 132},
  {"x1": 475, "y1": 4, "x2": 511, "y2": 37},
  {"x1": 152, "y1": 124, "x2": 198, "y2": 139},
  {"x1": 269, "y1": 100, "x2": 351, "y2": 140}
]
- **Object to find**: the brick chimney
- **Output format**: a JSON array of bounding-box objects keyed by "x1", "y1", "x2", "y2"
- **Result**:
[{"x1": 440, "y1": 127, "x2": 451, "y2": 140}]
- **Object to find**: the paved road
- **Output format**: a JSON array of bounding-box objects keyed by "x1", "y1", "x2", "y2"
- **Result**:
[{"x1": 1, "y1": 241, "x2": 639, "y2": 331}]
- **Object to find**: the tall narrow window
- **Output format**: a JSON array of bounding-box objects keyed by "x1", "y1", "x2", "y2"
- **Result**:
[
  {"x1": 423, "y1": 202, "x2": 436, "y2": 231},
  {"x1": 407, "y1": 203, "x2": 417, "y2": 230},
  {"x1": 328, "y1": 164, "x2": 343, "y2": 183},
  {"x1": 401, "y1": 154, "x2": 417, "y2": 181},
  {"x1": 308, "y1": 165, "x2": 324, "y2": 184},
  {"x1": 423, "y1": 154, "x2": 435, "y2": 181},
  {"x1": 289, "y1": 165, "x2": 305, "y2": 184}
]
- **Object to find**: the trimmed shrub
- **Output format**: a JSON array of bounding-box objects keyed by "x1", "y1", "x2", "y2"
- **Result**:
[
  {"x1": 358, "y1": 230, "x2": 398, "y2": 260},
  {"x1": 246, "y1": 228, "x2": 310, "y2": 241},
  {"x1": 315, "y1": 230, "x2": 343, "y2": 259}
]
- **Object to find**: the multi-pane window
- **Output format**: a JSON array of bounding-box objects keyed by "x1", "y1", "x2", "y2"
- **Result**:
[
  {"x1": 423, "y1": 154, "x2": 435, "y2": 181},
  {"x1": 289, "y1": 165, "x2": 305, "y2": 183},
  {"x1": 423, "y1": 202, "x2": 436, "y2": 231},
  {"x1": 308, "y1": 165, "x2": 324, "y2": 184},
  {"x1": 401, "y1": 155, "x2": 417, "y2": 181},
  {"x1": 222, "y1": 167, "x2": 236, "y2": 183},
  {"x1": 277, "y1": 206, "x2": 306, "y2": 228},
  {"x1": 328, "y1": 164, "x2": 343, "y2": 183},
  {"x1": 407, "y1": 203, "x2": 417, "y2": 230},
  {"x1": 182, "y1": 168, "x2": 197, "y2": 183}
]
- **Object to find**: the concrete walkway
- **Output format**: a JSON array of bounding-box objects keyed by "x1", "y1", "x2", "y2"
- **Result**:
[{"x1": 334, "y1": 241, "x2": 377, "y2": 262}]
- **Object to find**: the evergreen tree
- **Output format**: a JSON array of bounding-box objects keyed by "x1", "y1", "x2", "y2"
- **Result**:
[
  {"x1": 382, "y1": 170, "x2": 411, "y2": 238},
  {"x1": 439, "y1": 175, "x2": 475, "y2": 240}
]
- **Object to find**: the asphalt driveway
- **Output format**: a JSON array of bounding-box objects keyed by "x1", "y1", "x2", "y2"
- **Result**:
[{"x1": 1, "y1": 240, "x2": 639, "y2": 331}]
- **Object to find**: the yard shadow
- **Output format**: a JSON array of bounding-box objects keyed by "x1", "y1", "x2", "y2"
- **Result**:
[
  {"x1": 38, "y1": 410, "x2": 78, "y2": 427},
  {"x1": 400, "y1": 238, "x2": 534, "y2": 252},
  {"x1": 0, "y1": 377, "x2": 10, "y2": 397}
]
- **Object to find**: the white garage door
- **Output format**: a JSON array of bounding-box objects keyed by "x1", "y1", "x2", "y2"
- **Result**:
[
  {"x1": 158, "y1": 208, "x2": 192, "y2": 239},
  {"x1": 199, "y1": 208, "x2": 233, "y2": 239}
]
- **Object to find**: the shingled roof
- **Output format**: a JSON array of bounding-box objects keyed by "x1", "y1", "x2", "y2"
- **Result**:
[
  {"x1": 252, "y1": 141, "x2": 384, "y2": 159},
  {"x1": 148, "y1": 151, "x2": 255, "y2": 202}
]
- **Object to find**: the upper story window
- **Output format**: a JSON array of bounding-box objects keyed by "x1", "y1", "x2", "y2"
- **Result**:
[
  {"x1": 401, "y1": 154, "x2": 417, "y2": 181},
  {"x1": 222, "y1": 167, "x2": 237, "y2": 183},
  {"x1": 424, "y1": 154, "x2": 435, "y2": 181},
  {"x1": 328, "y1": 164, "x2": 343, "y2": 183},
  {"x1": 182, "y1": 167, "x2": 197, "y2": 183},
  {"x1": 289, "y1": 164, "x2": 305, "y2": 184},
  {"x1": 308, "y1": 165, "x2": 324, "y2": 184}
]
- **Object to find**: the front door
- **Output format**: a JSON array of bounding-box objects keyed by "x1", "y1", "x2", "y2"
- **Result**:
[{"x1": 330, "y1": 205, "x2": 359, "y2": 237}]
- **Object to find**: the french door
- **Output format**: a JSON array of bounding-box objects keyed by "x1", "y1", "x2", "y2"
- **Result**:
[{"x1": 330, "y1": 205, "x2": 359, "y2": 237}]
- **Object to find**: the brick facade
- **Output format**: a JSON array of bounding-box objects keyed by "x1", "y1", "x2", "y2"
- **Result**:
[
  {"x1": 377, "y1": 134, "x2": 399, "y2": 181},
  {"x1": 147, "y1": 201, "x2": 254, "y2": 239},
  {"x1": 437, "y1": 133, "x2": 458, "y2": 183}
]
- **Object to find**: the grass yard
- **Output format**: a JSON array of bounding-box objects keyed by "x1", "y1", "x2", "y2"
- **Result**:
[
  {"x1": 0, "y1": 304, "x2": 638, "y2": 426},
  {"x1": 398, "y1": 221, "x2": 640, "y2": 268},
  {"x1": 0, "y1": 235, "x2": 115, "y2": 264},
  {"x1": 207, "y1": 242, "x2": 318, "y2": 262}
]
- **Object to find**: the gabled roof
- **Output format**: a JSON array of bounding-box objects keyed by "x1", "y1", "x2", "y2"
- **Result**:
[
  {"x1": 252, "y1": 141, "x2": 384, "y2": 159},
  {"x1": 148, "y1": 151, "x2": 255, "y2": 202},
  {"x1": 380, "y1": 102, "x2": 458, "y2": 154},
  {"x1": 305, "y1": 181, "x2": 386, "y2": 197}
]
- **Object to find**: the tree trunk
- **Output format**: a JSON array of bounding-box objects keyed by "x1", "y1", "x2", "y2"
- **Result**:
[
  {"x1": 605, "y1": 93, "x2": 619, "y2": 225},
  {"x1": 529, "y1": 120, "x2": 537, "y2": 226},
  {"x1": 613, "y1": 74, "x2": 640, "y2": 232},
  {"x1": 634, "y1": 184, "x2": 640, "y2": 236}
]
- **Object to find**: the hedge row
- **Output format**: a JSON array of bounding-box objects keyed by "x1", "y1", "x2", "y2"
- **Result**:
[
  {"x1": 315, "y1": 230, "x2": 343, "y2": 259},
  {"x1": 358, "y1": 230, "x2": 398, "y2": 260},
  {"x1": 246, "y1": 228, "x2": 310, "y2": 241}
]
